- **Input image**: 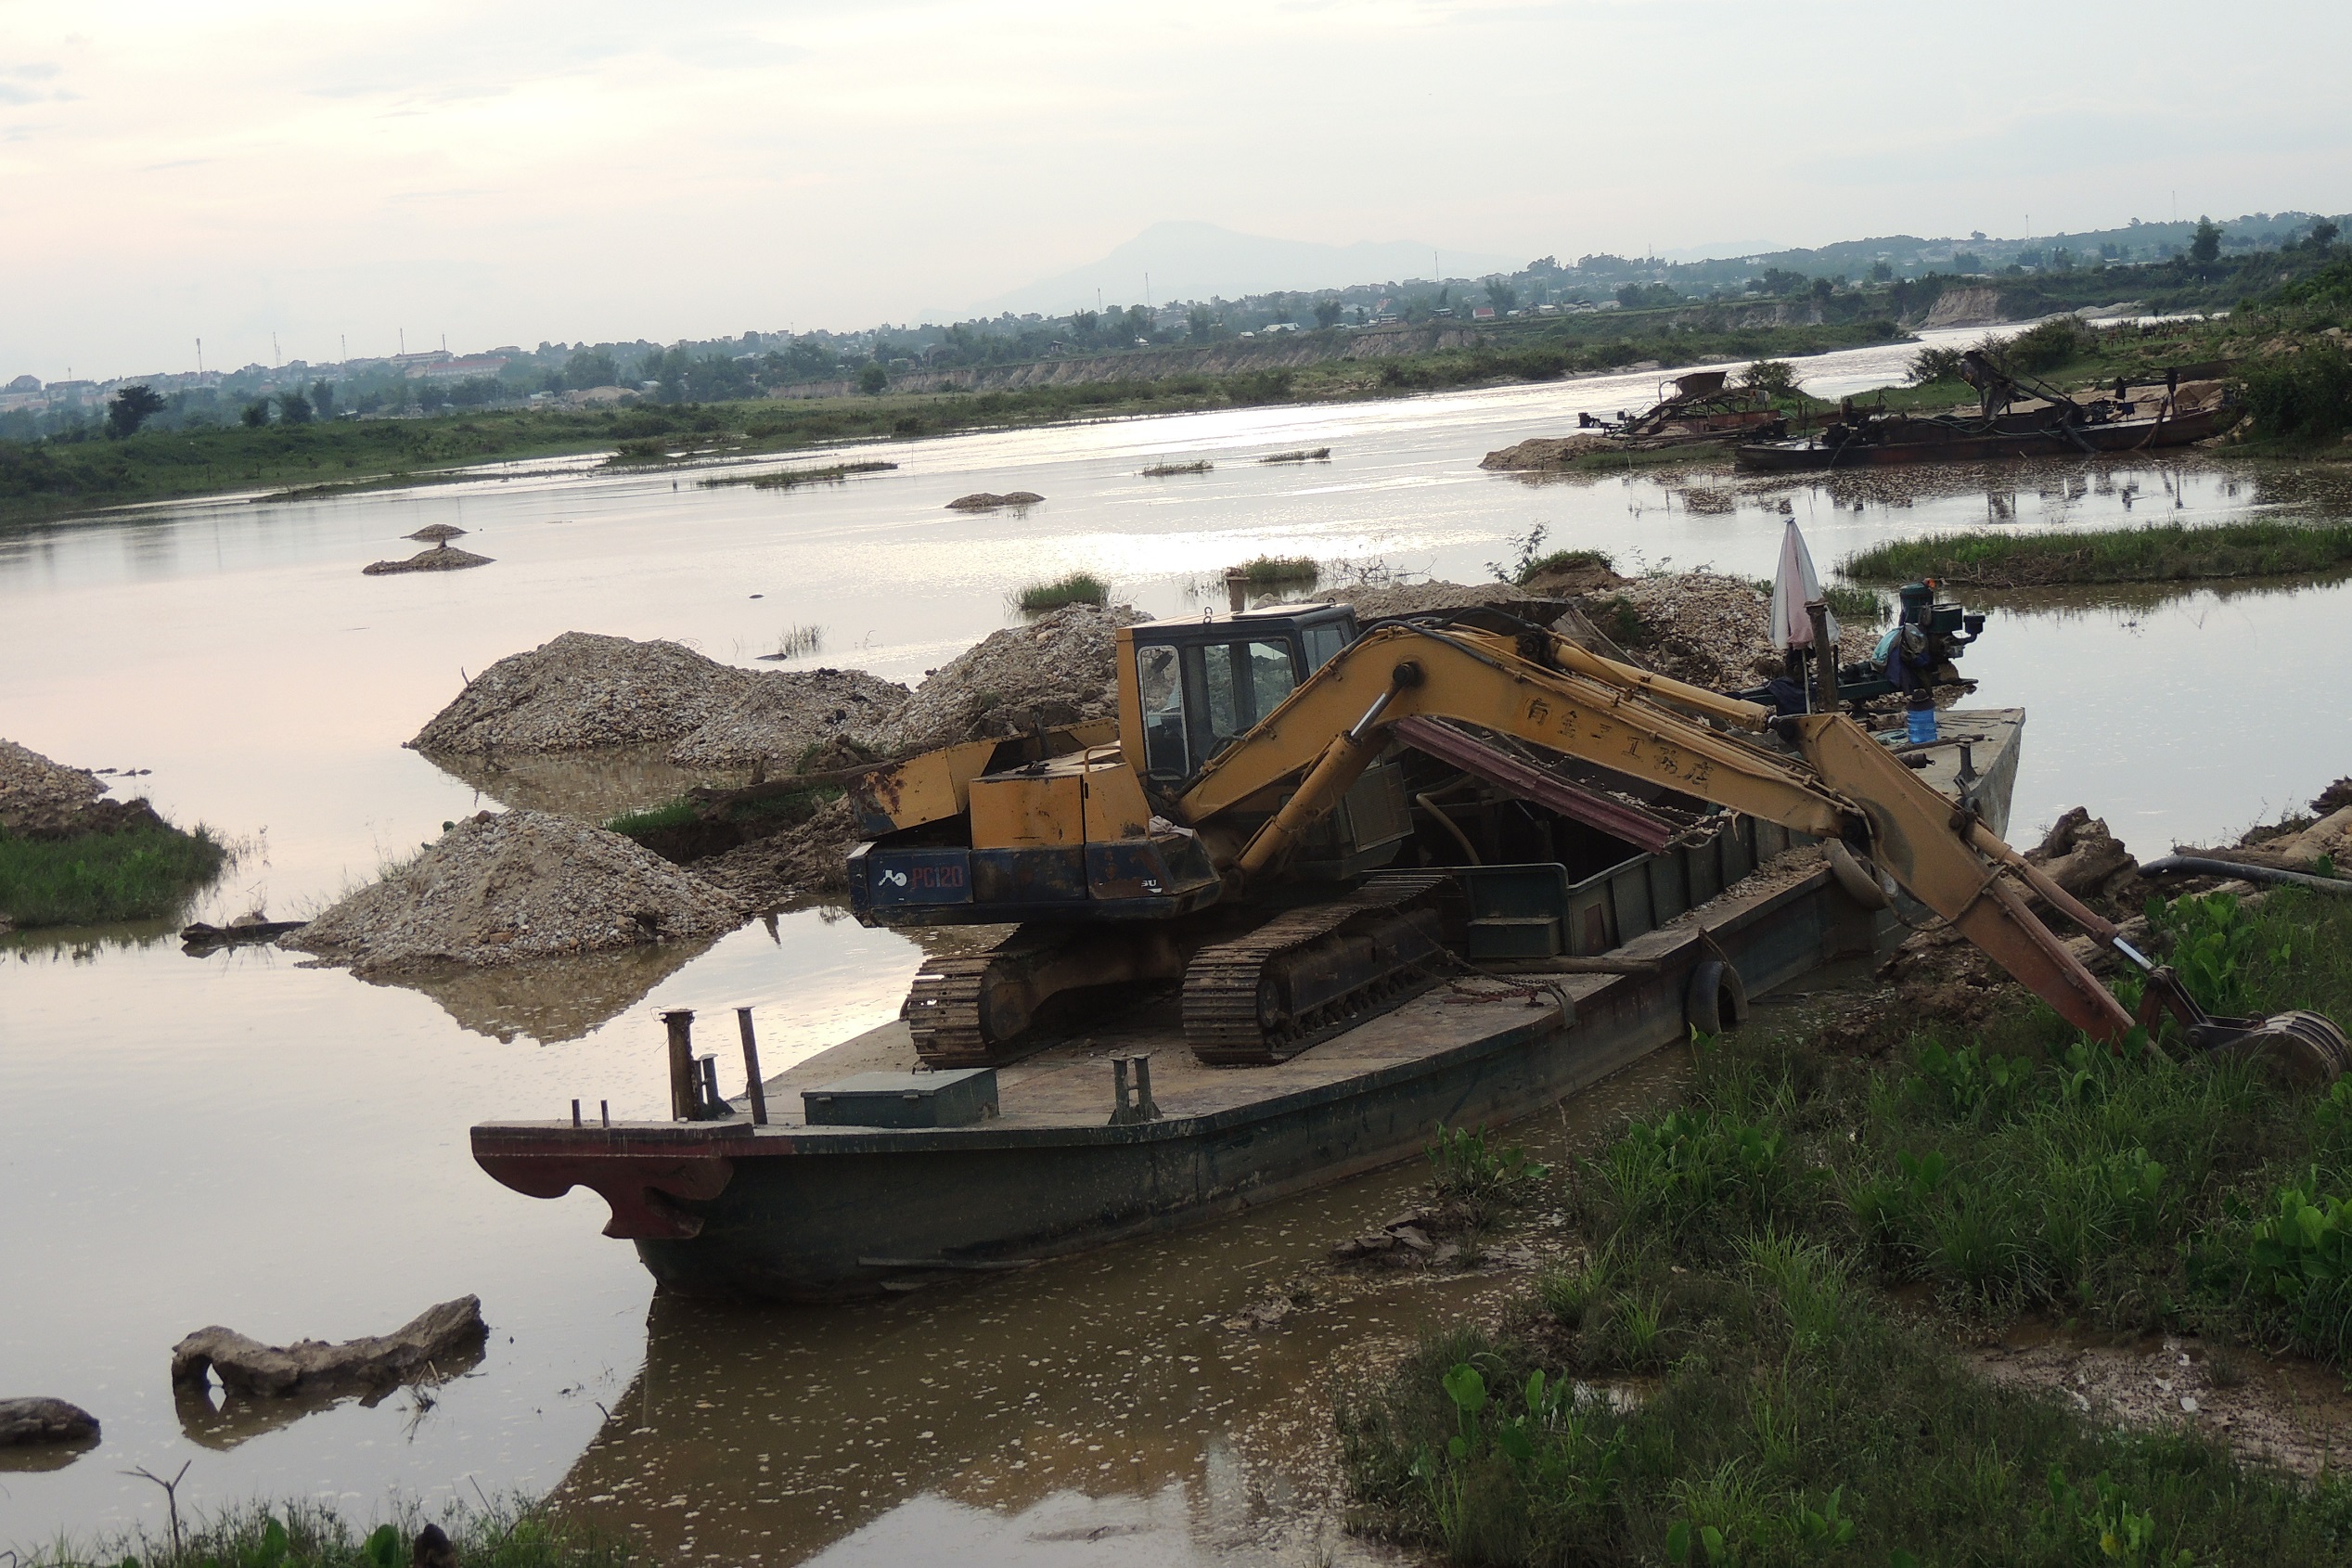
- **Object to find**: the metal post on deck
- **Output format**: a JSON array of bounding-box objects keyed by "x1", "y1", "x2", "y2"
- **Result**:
[
  {"x1": 662, "y1": 1009, "x2": 697, "y2": 1121},
  {"x1": 736, "y1": 1007, "x2": 770, "y2": 1125},
  {"x1": 1806, "y1": 600, "x2": 1839, "y2": 714}
]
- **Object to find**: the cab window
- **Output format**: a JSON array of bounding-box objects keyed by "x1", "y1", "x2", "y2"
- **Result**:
[
  {"x1": 1303, "y1": 623, "x2": 1346, "y2": 670},
  {"x1": 1136, "y1": 644, "x2": 1188, "y2": 778},
  {"x1": 1194, "y1": 639, "x2": 1298, "y2": 767}
]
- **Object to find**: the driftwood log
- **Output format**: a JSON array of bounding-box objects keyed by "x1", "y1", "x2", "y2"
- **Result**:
[
  {"x1": 0, "y1": 1396, "x2": 100, "y2": 1446},
  {"x1": 170, "y1": 1295, "x2": 487, "y2": 1397}
]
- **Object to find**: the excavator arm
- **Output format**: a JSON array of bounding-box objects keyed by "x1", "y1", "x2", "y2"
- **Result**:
[{"x1": 1174, "y1": 621, "x2": 2140, "y2": 1043}]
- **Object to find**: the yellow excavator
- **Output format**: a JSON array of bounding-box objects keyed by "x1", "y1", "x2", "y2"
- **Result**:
[{"x1": 843, "y1": 600, "x2": 2345, "y2": 1077}]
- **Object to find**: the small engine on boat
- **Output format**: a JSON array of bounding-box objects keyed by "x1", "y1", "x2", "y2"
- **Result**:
[{"x1": 1733, "y1": 580, "x2": 1986, "y2": 713}]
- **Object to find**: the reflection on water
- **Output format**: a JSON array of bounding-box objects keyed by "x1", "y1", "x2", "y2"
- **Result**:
[
  {"x1": 549, "y1": 1051, "x2": 1688, "y2": 1564},
  {"x1": 174, "y1": 1340, "x2": 487, "y2": 1453},
  {"x1": 424, "y1": 745, "x2": 749, "y2": 823},
  {"x1": 351, "y1": 932, "x2": 730, "y2": 1044}
]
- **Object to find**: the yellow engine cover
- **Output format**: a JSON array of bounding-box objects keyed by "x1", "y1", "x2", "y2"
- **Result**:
[{"x1": 968, "y1": 748, "x2": 1153, "y2": 850}]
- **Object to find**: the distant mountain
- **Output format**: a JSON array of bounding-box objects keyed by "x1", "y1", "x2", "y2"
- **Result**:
[{"x1": 973, "y1": 221, "x2": 1521, "y2": 316}]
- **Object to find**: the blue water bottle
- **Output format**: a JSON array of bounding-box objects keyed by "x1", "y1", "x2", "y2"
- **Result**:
[{"x1": 1905, "y1": 691, "x2": 1937, "y2": 746}]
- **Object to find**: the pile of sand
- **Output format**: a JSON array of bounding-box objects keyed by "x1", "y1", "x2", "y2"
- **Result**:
[
  {"x1": 668, "y1": 668, "x2": 909, "y2": 770},
  {"x1": 854, "y1": 603, "x2": 1147, "y2": 756},
  {"x1": 284, "y1": 808, "x2": 750, "y2": 972},
  {"x1": 1478, "y1": 434, "x2": 1613, "y2": 470},
  {"x1": 0, "y1": 739, "x2": 107, "y2": 834},
  {"x1": 1599, "y1": 572, "x2": 1875, "y2": 688},
  {"x1": 410, "y1": 633, "x2": 751, "y2": 754},
  {"x1": 689, "y1": 796, "x2": 863, "y2": 899}
]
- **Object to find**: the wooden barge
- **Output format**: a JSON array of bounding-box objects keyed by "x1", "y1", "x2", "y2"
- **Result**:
[{"x1": 472, "y1": 714, "x2": 2020, "y2": 1302}]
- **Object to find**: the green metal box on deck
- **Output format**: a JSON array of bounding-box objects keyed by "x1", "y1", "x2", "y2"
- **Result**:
[{"x1": 803, "y1": 1069, "x2": 998, "y2": 1128}]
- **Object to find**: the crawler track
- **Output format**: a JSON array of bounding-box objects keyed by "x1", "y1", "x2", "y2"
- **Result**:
[{"x1": 1184, "y1": 873, "x2": 1467, "y2": 1066}]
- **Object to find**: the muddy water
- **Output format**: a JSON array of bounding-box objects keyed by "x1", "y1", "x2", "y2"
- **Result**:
[{"x1": 5, "y1": 332, "x2": 2349, "y2": 1552}]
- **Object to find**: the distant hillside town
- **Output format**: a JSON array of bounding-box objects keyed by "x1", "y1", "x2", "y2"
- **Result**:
[{"x1": 5, "y1": 209, "x2": 2342, "y2": 443}]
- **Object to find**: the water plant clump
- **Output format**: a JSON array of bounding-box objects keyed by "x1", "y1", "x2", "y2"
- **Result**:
[
  {"x1": 1014, "y1": 572, "x2": 1109, "y2": 613},
  {"x1": 1139, "y1": 459, "x2": 1214, "y2": 476},
  {"x1": 698, "y1": 458, "x2": 898, "y2": 490},
  {"x1": 0, "y1": 820, "x2": 227, "y2": 927},
  {"x1": 1234, "y1": 554, "x2": 1319, "y2": 587},
  {"x1": 1258, "y1": 447, "x2": 1331, "y2": 463},
  {"x1": 1840, "y1": 518, "x2": 2352, "y2": 588}
]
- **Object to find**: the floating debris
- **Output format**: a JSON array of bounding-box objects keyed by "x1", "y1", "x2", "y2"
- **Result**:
[{"x1": 1259, "y1": 447, "x2": 1331, "y2": 464}]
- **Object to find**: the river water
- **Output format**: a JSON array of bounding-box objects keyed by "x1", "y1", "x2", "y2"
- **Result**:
[{"x1": 5, "y1": 330, "x2": 2348, "y2": 1556}]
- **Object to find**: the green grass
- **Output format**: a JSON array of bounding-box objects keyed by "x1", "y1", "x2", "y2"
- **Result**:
[
  {"x1": 602, "y1": 798, "x2": 699, "y2": 836},
  {"x1": 1341, "y1": 887, "x2": 2352, "y2": 1563},
  {"x1": 24, "y1": 1496, "x2": 626, "y2": 1568},
  {"x1": 1015, "y1": 572, "x2": 1108, "y2": 612},
  {"x1": 1841, "y1": 519, "x2": 2352, "y2": 588},
  {"x1": 0, "y1": 821, "x2": 226, "y2": 927},
  {"x1": 1517, "y1": 548, "x2": 1615, "y2": 585},
  {"x1": 1235, "y1": 554, "x2": 1319, "y2": 586},
  {"x1": 1752, "y1": 577, "x2": 1888, "y2": 621}
]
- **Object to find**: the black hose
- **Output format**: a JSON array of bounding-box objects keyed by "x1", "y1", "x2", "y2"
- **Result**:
[{"x1": 2139, "y1": 855, "x2": 2352, "y2": 894}]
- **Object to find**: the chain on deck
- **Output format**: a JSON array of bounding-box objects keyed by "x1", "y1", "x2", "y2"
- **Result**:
[{"x1": 1184, "y1": 872, "x2": 1465, "y2": 1066}]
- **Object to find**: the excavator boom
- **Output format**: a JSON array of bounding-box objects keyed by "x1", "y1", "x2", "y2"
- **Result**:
[{"x1": 1176, "y1": 621, "x2": 2137, "y2": 1043}]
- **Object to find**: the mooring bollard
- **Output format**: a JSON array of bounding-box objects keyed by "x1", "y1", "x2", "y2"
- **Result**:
[
  {"x1": 599, "y1": 1099, "x2": 610, "y2": 1127},
  {"x1": 737, "y1": 1007, "x2": 770, "y2": 1125},
  {"x1": 571, "y1": 1099, "x2": 582, "y2": 1128},
  {"x1": 698, "y1": 1055, "x2": 727, "y2": 1119},
  {"x1": 1108, "y1": 1054, "x2": 1163, "y2": 1126},
  {"x1": 661, "y1": 1009, "x2": 697, "y2": 1121}
]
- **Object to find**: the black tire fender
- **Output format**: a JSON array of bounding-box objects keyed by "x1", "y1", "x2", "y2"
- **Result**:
[{"x1": 1687, "y1": 958, "x2": 1750, "y2": 1037}]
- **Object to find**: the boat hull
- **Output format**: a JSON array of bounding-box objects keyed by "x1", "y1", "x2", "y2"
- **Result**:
[{"x1": 1735, "y1": 405, "x2": 2236, "y2": 471}]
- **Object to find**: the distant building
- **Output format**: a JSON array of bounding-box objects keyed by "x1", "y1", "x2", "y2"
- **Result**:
[
  {"x1": 1472, "y1": 306, "x2": 1496, "y2": 320},
  {"x1": 5, "y1": 373, "x2": 39, "y2": 393}
]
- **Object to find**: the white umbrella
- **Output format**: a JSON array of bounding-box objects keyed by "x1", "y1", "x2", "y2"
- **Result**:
[{"x1": 1768, "y1": 518, "x2": 1839, "y2": 650}]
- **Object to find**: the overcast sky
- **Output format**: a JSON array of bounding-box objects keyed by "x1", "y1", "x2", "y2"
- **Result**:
[{"x1": 6, "y1": 0, "x2": 2346, "y2": 380}]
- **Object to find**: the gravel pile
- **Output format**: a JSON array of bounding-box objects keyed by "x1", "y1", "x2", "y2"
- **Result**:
[
  {"x1": 411, "y1": 633, "x2": 765, "y2": 755},
  {"x1": 669, "y1": 668, "x2": 910, "y2": 769},
  {"x1": 285, "y1": 808, "x2": 750, "y2": 972},
  {"x1": 1600, "y1": 572, "x2": 1873, "y2": 688},
  {"x1": 945, "y1": 492, "x2": 1044, "y2": 510},
  {"x1": 1318, "y1": 579, "x2": 1547, "y2": 620},
  {"x1": 1478, "y1": 435, "x2": 1612, "y2": 470},
  {"x1": 854, "y1": 603, "x2": 1147, "y2": 756},
  {"x1": 0, "y1": 739, "x2": 106, "y2": 833}
]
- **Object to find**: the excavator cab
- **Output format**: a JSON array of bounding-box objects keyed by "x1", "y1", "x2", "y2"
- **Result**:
[
  {"x1": 1128, "y1": 604, "x2": 1357, "y2": 783},
  {"x1": 1123, "y1": 605, "x2": 1414, "y2": 879}
]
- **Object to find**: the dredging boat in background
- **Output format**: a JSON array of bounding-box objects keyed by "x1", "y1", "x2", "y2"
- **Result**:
[
  {"x1": 1736, "y1": 349, "x2": 2238, "y2": 471},
  {"x1": 1584, "y1": 368, "x2": 1787, "y2": 448}
]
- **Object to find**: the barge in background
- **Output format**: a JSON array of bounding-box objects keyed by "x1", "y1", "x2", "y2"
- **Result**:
[{"x1": 471, "y1": 713, "x2": 2020, "y2": 1302}]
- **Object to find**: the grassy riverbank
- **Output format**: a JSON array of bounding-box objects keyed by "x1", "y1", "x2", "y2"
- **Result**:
[
  {"x1": 0, "y1": 819, "x2": 226, "y2": 927},
  {"x1": 1840, "y1": 518, "x2": 2352, "y2": 588},
  {"x1": 1343, "y1": 888, "x2": 2352, "y2": 1564}
]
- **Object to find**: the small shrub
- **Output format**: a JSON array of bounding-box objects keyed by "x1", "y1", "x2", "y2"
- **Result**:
[
  {"x1": 2234, "y1": 343, "x2": 2352, "y2": 443},
  {"x1": 1588, "y1": 594, "x2": 1656, "y2": 648},
  {"x1": 1740, "y1": 360, "x2": 1798, "y2": 397},
  {"x1": 1998, "y1": 317, "x2": 2094, "y2": 374},
  {"x1": 1908, "y1": 344, "x2": 1968, "y2": 385},
  {"x1": 1015, "y1": 572, "x2": 1108, "y2": 612},
  {"x1": 2243, "y1": 1179, "x2": 2352, "y2": 1362}
]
